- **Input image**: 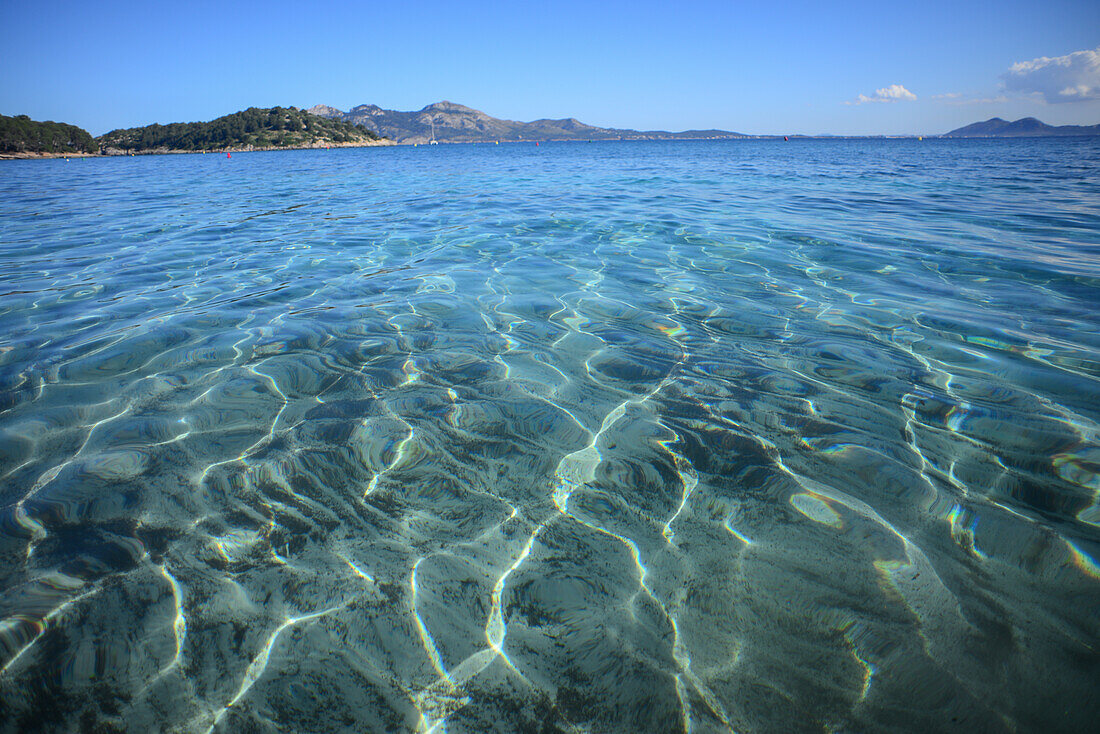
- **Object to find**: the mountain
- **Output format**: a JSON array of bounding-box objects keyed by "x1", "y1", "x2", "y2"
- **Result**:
[
  {"x1": 944, "y1": 117, "x2": 1100, "y2": 137},
  {"x1": 307, "y1": 101, "x2": 749, "y2": 143},
  {"x1": 1, "y1": 114, "x2": 96, "y2": 155},
  {"x1": 96, "y1": 107, "x2": 388, "y2": 153}
]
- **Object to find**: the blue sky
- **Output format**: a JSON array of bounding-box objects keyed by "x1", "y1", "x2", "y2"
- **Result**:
[{"x1": 2, "y1": 0, "x2": 1098, "y2": 136}]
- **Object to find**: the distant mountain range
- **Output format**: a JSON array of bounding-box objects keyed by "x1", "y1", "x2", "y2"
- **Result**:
[
  {"x1": 307, "y1": 101, "x2": 750, "y2": 143},
  {"x1": 310, "y1": 103, "x2": 1100, "y2": 143},
  {"x1": 944, "y1": 117, "x2": 1100, "y2": 137}
]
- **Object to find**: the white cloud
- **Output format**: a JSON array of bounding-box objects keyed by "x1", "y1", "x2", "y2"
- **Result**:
[
  {"x1": 848, "y1": 84, "x2": 917, "y2": 105},
  {"x1": 1002, "y1": 46, "x2": 1100, "y2": 103}
]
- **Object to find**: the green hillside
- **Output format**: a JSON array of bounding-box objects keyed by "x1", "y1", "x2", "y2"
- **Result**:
[
  {"x1": 0, "y1": 114, "x2": 97, "y2": 154},
  {"x1": 96, "y1": 107, "x2": 384, "y2": 151}
]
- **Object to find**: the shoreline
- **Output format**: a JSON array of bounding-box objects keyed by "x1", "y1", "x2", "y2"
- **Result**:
[
  {"x1": 0, "y1": 137, "x2": 918, "y2": 159},
  {"x1": 0, "y1": 139, "x2": 394, "y2": 160},
  {"x1": 0, "y1": 151, "x2": 101, "y2": 160}
]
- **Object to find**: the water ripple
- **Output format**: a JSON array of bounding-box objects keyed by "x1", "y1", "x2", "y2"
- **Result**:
[{"x1": 1, "y1": 139, "x2": 1098, "y2": 732}]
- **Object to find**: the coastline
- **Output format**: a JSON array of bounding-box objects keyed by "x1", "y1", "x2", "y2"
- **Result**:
[
  {"x1": 0, "y1": 139, "x2": 394, "y2": 160},
  {"x1": 0, "y1": 151, "x2": 100, "y2": 160}
]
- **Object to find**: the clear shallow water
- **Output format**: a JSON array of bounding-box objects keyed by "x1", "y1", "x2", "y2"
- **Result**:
[{"x1": 0, "y1": 139, "x2": 1098, "y2": 733}]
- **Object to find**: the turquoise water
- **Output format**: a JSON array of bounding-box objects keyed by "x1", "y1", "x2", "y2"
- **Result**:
[{"x1": 1, "y1": 139, "x2": 1098, "y2": 732}]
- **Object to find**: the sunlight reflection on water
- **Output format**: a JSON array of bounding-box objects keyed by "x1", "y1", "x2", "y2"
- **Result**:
[{"x1": 0, "y1": 138, "x2": 1098, "y2": 732}]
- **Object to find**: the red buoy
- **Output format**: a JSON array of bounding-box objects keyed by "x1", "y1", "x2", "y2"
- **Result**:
[{"x1": 227, "y1": 152, "x2": 231, "y2": 158}]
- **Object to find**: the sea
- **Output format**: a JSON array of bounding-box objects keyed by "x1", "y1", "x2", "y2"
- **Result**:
[{"x1": 0, "y1": 139, "x2": 1098, "y2": 733}]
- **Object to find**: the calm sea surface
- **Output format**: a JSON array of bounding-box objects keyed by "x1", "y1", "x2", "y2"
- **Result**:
[{"x1": 1, "y1": 139, "x2": 1098, "y2": 732}]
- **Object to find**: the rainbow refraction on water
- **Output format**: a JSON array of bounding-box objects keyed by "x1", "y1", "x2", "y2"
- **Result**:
[{"x1": 1, "y1": 139, "x2": 1098, "y2": 732}]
